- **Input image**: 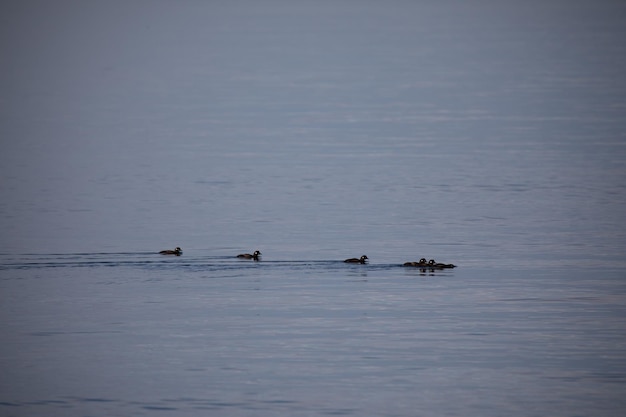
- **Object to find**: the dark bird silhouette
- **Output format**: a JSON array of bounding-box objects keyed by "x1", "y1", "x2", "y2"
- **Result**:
[
  {"x1": 403, "y1": 258, "x2": 427, "y2": 267},
  {"x1": 237, "y1": 250, "x2": 262, "y2": 261},
  {"x1": 344, "y1": 255, "x2": 368, "y2": 264},
  {"x1": 159, "y1": 247, "x2": 182, "y2": 256}
]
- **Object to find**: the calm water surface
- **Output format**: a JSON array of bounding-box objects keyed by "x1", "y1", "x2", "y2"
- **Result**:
[
  {"x1": 1, "y1": 256, "x2": 625, "y2": 416},
  {"x1": 1, "y1": 1, "x2": 626, "y2": 416}
]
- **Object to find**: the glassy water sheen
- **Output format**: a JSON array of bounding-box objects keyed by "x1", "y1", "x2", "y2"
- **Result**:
[{"x1": 1, "y1": 1, "x2": 626, "y2": 416}]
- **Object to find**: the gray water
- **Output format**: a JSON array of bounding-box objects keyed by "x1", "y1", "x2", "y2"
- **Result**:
[{"x1": 1, "y1": 1, "x2": 626, "y2": 416}]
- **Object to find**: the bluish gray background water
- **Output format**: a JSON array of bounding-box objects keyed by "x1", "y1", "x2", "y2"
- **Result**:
[{"x1": 1, "y1": 1, "x2": 625, "y2": 416}]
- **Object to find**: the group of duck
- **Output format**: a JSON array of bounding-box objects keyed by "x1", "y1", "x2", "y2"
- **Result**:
[
  {"x1": 344, "y1": 255, "x2": 455, "y2": 269},
  {"x1": 159, "y1": 247, "x2": 456, "y2": 269}
]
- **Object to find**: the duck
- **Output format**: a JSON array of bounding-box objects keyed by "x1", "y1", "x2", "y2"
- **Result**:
[
  {"x1": 403, "y1": 258, "x2": 427, "y2": 267},
  {"x1": 344, "y1": 255, "x2": 368, "y2": 264},
  {"x1": 428, "y1": 259, "x2": 456, "y2": 268},
  {"x1": 159, "y1": 247, "x2": 182, "y2": 256},
  {"x1": 237, "y1": 250, "x2": 262, "y2": 261}
]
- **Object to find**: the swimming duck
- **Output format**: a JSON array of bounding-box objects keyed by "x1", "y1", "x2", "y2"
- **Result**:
[
  {"x1": 237, "y1": 250, "x2": 261, "y2": 260},
  {"x1": 344, "y1": 255, "x2": 368, "y2": 264},
  {"x1": 428, "y1": 259, "x2": 456, "y2": 268},
  {"x1": 159, "y1": 247, "x2": 182, "y2": 256},
  {"x1": 403, "y1": 258, "x2": 427, "y2": 267}
]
